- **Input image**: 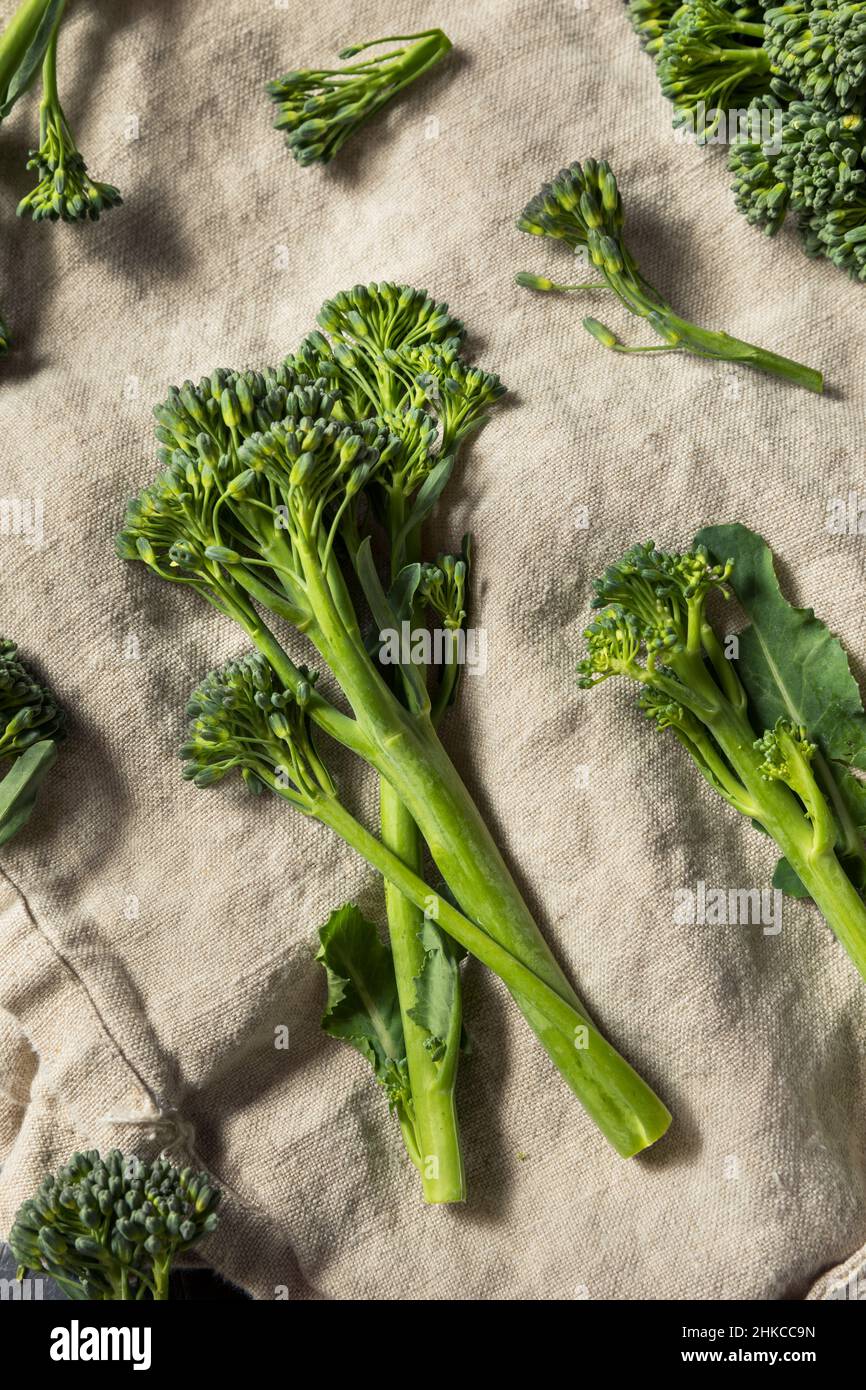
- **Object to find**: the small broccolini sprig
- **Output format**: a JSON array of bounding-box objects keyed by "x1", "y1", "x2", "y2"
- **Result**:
[
  {"x1": 267, "y1": 29, "x2": 452, "y2": 167},
  {"x1": 516, "y1": 158, "x2": 824, "y2": 392},
  {"x1": 579, "y1": 531, "x2": 866, "y2": 986},
  {"x1": 0, "y1": 637, "x2": 63, "y2": 845},
  {"x1": 11, "y1": 0, "x2": 121, "y2": 223},
  {"x1": 9, "y1": 1150, "x2": 220, "y2": 1301}
]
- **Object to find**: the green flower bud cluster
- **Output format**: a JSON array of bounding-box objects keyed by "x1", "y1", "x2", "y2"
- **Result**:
[
  {"x1": 0, "y1": 311, "x2": 10, "y2": 356},
  {"x1": 766, "y1": 3, "x2": 866, "y2": 111},
  {"x1": 419, "y1": 553, "x2": 468, "y2": 631},
  {"x1": 626, "y1": 1, "x2": 684, "y2": 55},
  {"x1": 9, "y1": 1149, "x2": 219, "y2": 1301},
  {"x1": 730, "y1": 98, "x2": 866, "y2": 275},
  {"x1": 657, "y1": 0, "x2": 771, "y2": 137},
  {"x1": 317, "y1": 282, "x2": 465, "y2": 357},
  {"x1": 0, "y1": 639, "x2": 64, "y2": 755},
  {"x1": 755, "y1": 717, "x2": 817, "y2": 780},
  {"x1": 17, "y1": 122, "x2": 122, "y2": 223},
  {"x1": 237, "y1": 416, "x2": 402, "y2": 538},
  {"x1": 181, "y1": 655, "x2": 332, "y2": 808},
  {"x1": 588, "y1": 543, "x2": 733, "y2": 654},
  {"x1": 578, "y1": 606, "x2": 645, "y2": 688},
  {"x1": 266, "y1": 30, "x2": 452, "y2": 167},
  {"x1": 518, "y1": 159, "x2": 626, "y2": 253}
]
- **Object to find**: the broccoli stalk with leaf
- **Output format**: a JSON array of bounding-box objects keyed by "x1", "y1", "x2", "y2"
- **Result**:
[
  {"x1": 118, "y1": 285, "x2": 672, "y2": 1164},
  {"x1": 267, "y1": 29, "x2": 452, "y2": 167},
  {"x1": 9, "y1": 1150, "x2": 219, "y2": 1300},
  {"x1": 0, "y1": 637, "x2": 63, "y2": 844},
  {"x1": 516, "y1": 158, "x2": 823, "y2": 391},
  {"x1": 579, "y1": 524, "x2": 866, "y2": 984}
]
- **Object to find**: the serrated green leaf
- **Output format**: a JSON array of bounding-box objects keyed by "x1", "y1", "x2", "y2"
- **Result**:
[
  {"x1": 407, "y1": 917, "x2": 462, "y2": 1063},
  {"x1": 316, "y1": 903, "x2": 407, "y2": 1089},
  {"x1": 696, "y1": 523, "x2": 866, "y2": 768}
]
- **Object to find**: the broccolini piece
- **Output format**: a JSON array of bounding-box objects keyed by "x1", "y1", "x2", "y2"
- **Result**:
[
  {"x1": 579, "y1": 531, "x2": 866, "y2": 986},
  {"x1": 516, "y1": 158, "x2": 823, "y2": 391},
  {"x1": 267, "y1": 29, "x2": 452, "y2": 166},
  {"x1": 657, "y1": 0, "x2": 770, "y2": 139},
  {"x1": 9, "y1": 1149, "x2": 219, "y2": 1300},
  {"x1": 0, "y1": 637, "x2": 63, "y2": 845}
]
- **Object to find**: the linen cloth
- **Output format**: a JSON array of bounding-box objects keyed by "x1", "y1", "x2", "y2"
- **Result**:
[{"x1": 0, "y1": 0, "x2": 864, "y2": 1301}]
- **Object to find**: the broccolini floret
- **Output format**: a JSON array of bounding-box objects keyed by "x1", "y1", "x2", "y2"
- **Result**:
[
  {"x1": 9, "y1": 1149, "x2": 220, "y2": 1301},
  {"x1": 580, "y1": 529, "x2": 866, "y2": 986},
  {"x1": 267, "y1": 29, "x2": 452, "y2": 166},
  {"x1": 516, "y1": 158, "x2": 823, "y2": 390}
]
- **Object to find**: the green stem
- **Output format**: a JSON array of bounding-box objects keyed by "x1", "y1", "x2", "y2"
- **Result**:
[
  {"x1": 378, "y1": 489, "x2": 464, "y2": 1202},
  {"x1": 381, "y1": 780, "x2": 465, "y2": 1200},
  {"x1": 705, "y1": 704, "x2": 866, "y2": 980},
  {"x1": 313, "y1": 794, "x2": 672, "y2": 1158},
  {"x1": 607, "y1": 268, "x2": 823, "y2": 393}
]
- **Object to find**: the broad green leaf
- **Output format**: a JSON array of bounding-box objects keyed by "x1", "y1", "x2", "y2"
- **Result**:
[
  {"x1": 0, "y1": 739, "x2": 57, "y2": 847},
  {"x1": 408, "y1": 917, "x2": 463, "y2": 1063},
  {"x1": 316, "y1": 904, "x2": 408, "y2": 1103},
  {"x1": 696, "y1": 522, "x2": 866, "y2": 768}
]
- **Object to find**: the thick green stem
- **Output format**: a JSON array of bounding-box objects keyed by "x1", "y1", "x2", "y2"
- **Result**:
[
  {"x1": 706, "y1": 704, "x2": 866, "y2": 981},
  {"x1": 381, "y1": 781, "x2": 465, "y2": 1200},
  {"x1": 312, "y1": 795, "x2": 671, "y2": 1157},
  {"x1": 378, "y1": 490, "x2": 465, "y2": 1201},
  {"x1": 257, "y1": 536, "x2": 670, "y2": 1153}
]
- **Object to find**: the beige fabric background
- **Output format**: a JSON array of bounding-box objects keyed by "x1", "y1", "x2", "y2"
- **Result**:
[{"x1": 0, "y1": 0, "x2": 864, "y2": 1301}]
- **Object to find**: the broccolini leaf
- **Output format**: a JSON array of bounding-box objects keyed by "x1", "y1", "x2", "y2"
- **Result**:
[
  {"x1": 316, "y1": 904, "x2": 408, "y2": 1096},
  {"x1": 772, "y1": 857, "x2": 810, "y2": 900},
  {"x1": 696, "y1": 523, "x2": 866, "y2": 770},
  {"x1": 408, "y1": 917, "x2": 463, "y2": 1062},
  {"x1": 0, "y1": 738, "x2": 57, "y2": 846}
]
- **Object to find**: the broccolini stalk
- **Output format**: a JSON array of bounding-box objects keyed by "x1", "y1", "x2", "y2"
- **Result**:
[
  {"x1": 180, "y1": 655, "x2": 671, "y2": 1158},
  {"x1": 118, "y1": 335, "x2": 671, "y2": 1158},
  {"x1": 516, "y1": 158, "x2": 823, "y2": 392},
  {"x1": 292, "y1": 283, "x2": 504, "y2": 1202},
  {"x1": 579, "y1": 535, "x2": 866, "y2": 984},
  {"x1": 9, "y1": 1149, "x2": 219, "y2": 1300},
  {"x1": 0, "y1": 637, "x2": 63, "y2": 845},
  {"x1": 16, "y1": 0, "x2": 121, "y2": 222},
  {"x1": 267, "y1": 29, "x2": 452, "y2": 167}
]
